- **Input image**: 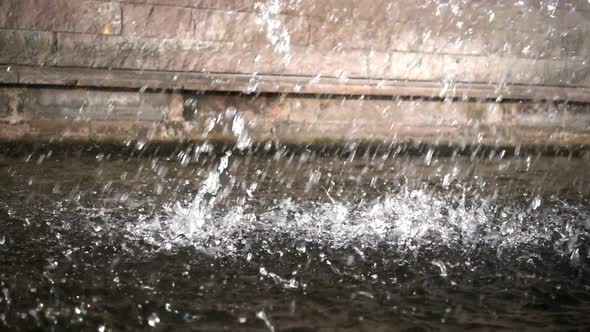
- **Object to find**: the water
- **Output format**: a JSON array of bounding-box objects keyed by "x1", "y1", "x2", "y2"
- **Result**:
[{"x1": 1, "y1": 145, "x2": 590, "y2": 331}]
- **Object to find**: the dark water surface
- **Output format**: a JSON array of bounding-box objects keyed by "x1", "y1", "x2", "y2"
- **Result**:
[{"x1": 1, "y1": 146, "x2": 590, "y2": 331}]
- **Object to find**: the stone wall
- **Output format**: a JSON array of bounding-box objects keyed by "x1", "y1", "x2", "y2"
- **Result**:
[
  {"x1": 1, "y1": 0, "x2": 590, "y2": 89},
  {"x1": 1, "y1": 0, "x2": 590, "y2": 146}
]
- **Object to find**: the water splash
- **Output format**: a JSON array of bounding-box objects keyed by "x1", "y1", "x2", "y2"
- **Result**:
[
  {"x1": 167, "y1": 151, "x2": 232, "y2": 235},
  {"x1": 125, "y1": 184, "x2": 589, "y2": 260},
  {"x1": 256, "y1": 310, "x2": 275, "y2": 332},
  {"x1": 431, "y1": 260, "x2": 448, "y2": 277},
  {"x1": 255, "y1": 0, "x2": 292, "y2": 54},
  {"x1": 231, "y1": 112, "x2": 252, "y2": 150}
]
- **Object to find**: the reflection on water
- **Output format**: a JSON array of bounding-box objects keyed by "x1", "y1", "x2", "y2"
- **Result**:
[{"x1": 1, "y1": 145, "x2": 590, "y2": 331}]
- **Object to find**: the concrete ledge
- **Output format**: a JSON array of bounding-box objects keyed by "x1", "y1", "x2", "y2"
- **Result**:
[
  {"x1": 2, "y1": 65, "x2": 590, "y2": 103},
  {"x1": 1, "y1": 86, "x2": 590, "y2": 147}
]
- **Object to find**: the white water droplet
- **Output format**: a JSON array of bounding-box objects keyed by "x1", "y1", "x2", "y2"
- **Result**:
[
  {"x1": 431, "y1": 260, "x2": 448, "y2": 278},
  {"x1": 256, "y1": 310, "x2": 275, "y2": 332},
  {"x1": 424, "y1": 149, "x2": 434, "y2": 166},
  {"x1": 530, "y1": 196, "x2": 542, "y2": 210},
  {"x1": 225, "y1": 106, "x2": 237, "y2": 119},
  {"x1": 232, "y1": 113, "x2": 252, "y2": 150},
  {"x1": 147, "y1": 313, "x2": 160, "y2": 327},
  {"x1": 442, "y1": 174, "x2": 452, "y2": 188},
  {"x1": 255, "y1": 0, "x2": 291, "y2": 54}
]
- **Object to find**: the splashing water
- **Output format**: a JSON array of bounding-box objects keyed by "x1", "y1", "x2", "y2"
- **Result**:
[
  {"x1": 168, "y1": 151, "x2": 232, "y2": 235},
  {"x1": 255, "y1": 0, "x2": 292, "y2": 55},
  {"x1": 124, "y1": 158, "x2": 589, "y2": 260},
  {"x1": 3, "y1": 152, "x2": 590, "y2": 330},
  {"x1": 231, "y1": 113, "x2": 252, "y2": 150}
]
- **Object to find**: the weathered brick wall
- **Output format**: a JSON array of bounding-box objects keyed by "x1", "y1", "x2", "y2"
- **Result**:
[{"x1": 1, "y1": 0, "x2": 589, "y2": 87}]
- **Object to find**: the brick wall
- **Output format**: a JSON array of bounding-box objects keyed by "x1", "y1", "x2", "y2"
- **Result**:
[{"x1": 1, "y1": 0, "x2": 590, "y2": 87}]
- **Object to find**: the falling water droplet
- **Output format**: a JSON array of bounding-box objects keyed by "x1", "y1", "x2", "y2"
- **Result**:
[
  {"x1": 432, "y1": 260, "x2": 448, "y2": 278},
  {"x1": 256, "y1": 310, "x2": 275, "y2": 332},
  {"x1": 424, "y1": 149, "x2": 434, "y2": 166},
  {"x1": 530, "y1": 196, "x2": 542, "y2": 210},
  {"x1": 147, "y1": 313, "x2": 160, "y2": 327},
  {"x1": 232, "y1": 112, "x2": 252, "y2": 150}
]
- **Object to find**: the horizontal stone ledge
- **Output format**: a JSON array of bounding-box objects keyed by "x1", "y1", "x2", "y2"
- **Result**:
[
  {"x1": 1, "y1": 86, "x2": 590, "y2": 148},
  {"x1": 1, "y1": 65, "x2": 590, "y2": 103},
  {"x1": 3, "y1": 119, "x2": 590, "y2": 148}
]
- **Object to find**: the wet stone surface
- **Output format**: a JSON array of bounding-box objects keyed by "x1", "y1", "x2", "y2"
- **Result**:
[{"x1": 0, "y1": 147, "x2": 590, "y2": 331}]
